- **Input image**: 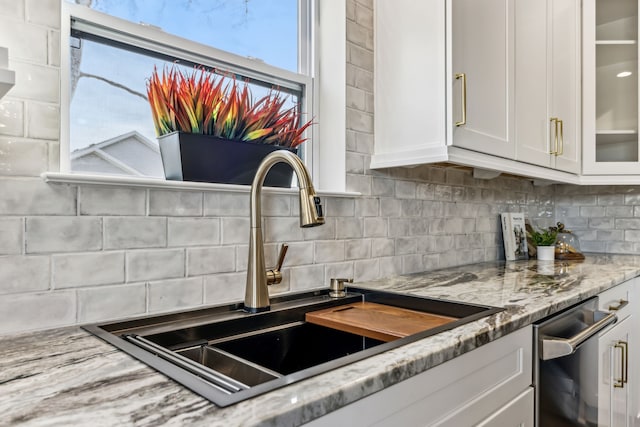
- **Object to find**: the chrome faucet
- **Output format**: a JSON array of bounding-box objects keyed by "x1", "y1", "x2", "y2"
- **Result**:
[{"x1": 244, "y1": 150, "x2": 324, "y2": 313}]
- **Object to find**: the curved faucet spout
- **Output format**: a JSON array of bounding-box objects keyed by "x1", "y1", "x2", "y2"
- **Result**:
[{"x1": 244, "y1": 150, "x2": 324, "y2": 313}]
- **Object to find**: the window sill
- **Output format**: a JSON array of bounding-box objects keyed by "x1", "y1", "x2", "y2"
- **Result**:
[{"x1": 41, "y1": 172, "x2": 360, "y2": 198}]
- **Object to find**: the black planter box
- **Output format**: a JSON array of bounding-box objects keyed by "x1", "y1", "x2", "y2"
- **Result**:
[{"x1": 158, "y1": 132, "x2": 297, "y2": 187}]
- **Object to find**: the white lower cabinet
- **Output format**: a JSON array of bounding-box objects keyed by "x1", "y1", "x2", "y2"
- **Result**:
[
  {"x1": 305, "y1": 326, "x2": 533, "y2": 427},
  {"x1": 597, "y1": 278, "x2": 637, "y2": 427}
]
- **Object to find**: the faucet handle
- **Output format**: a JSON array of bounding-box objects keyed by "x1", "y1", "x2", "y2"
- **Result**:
[{"x1": 266, "y1": 243, "x2": 288, "y2": 286}]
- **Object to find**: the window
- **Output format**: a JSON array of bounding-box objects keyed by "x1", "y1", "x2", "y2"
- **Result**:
[{"x1": 61, "y1": 0, "x2": 314, "y2": 180}]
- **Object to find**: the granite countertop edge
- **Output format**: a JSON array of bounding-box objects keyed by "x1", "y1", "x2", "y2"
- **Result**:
[{"x1": 2, "y1": 253, "x2": 640, "y2": 426}]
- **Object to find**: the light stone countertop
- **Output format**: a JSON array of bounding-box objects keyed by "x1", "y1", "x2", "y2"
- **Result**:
[{"x1": 2, "y1": 254, "x2": 640, "y2": 426}]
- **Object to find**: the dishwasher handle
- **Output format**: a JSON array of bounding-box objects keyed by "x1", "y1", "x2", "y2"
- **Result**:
[{"x1": 540, "y1": 311, "x2": 618, "y2": 360}]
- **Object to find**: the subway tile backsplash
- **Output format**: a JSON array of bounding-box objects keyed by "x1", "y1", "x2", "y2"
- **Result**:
[{"x1": 2, "y1": 0, "x2": 623, "y2": 336}]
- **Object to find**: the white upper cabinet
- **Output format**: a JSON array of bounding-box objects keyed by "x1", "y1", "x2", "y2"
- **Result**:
[
  {"x1": 515, "y1": 0, "x2": 581, "y2": 174},
  {"x1": 583, "y1": 0, "x2": 640, "y2": 175},
  {"x1": 372, "y1": 0, "x2": 446, "y2": 168},
  {"x1": 451, "y1": 0, "x2": 516, "y2": 159},
  {"x1": 372, "y1": 0, "x2": 582, "y2": 184}
]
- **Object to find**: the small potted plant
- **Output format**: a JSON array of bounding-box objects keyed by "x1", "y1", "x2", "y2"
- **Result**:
[
  {"x1": 146, "y1": 65, "x2": 313, "y2": 186},
  {"x1": 527, "y1": 228, "x2": 558, "y2": 261}
]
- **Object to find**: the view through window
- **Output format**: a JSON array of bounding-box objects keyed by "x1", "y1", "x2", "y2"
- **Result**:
[{"x1": 65, "y1": 0, "x2": 308, "y2": 178}]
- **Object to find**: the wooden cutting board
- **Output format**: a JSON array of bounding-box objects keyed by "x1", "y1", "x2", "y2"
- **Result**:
[{"x1": 305, "y1": 302, "x2": 458, "y2": 342}]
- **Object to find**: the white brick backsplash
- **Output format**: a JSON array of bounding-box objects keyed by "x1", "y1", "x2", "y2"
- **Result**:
[
  {"x1": 77, "y1": 284, "x2": 146, "y2": 323},
  {"x1": 323, "y1": 262, "x2": 354, "y2": 286},
  {"x1": 346, "y1": 174, "x2": 372, "y2": 196},
  {"x1": 396, "y1": 237, "x2": 417, "y2": 255},
  {"x1": 355, "y1": 198, "x2": 379, "y2": 217},
  {"x1": 104, "y1": 217, "x2": 166, "y2": 249},
  {"x1": 0, "y1": 100, "x2": 24, "y2": 136},
  {"x1": 0, "y1": 18, "x2": 47, "y2": 64},
  {"x1": 379, "y1": 256, "x2": 403, "y2": 278},
  {"x1": 53, "y1": 252, "x2": 124, "y2": 288},
  {"x1": 11, "y1": 61, "x2": 59, "y2": 103},
  {"x1": 26, "y1": 217, "x2": 101, "y2": 253},
  {"x1": 204, "y1": 272, "x2": 245, "y2": 305},
  {"x1": 401, "y1": 200, "x2": 423, "y2": 217},
  {"x1": 346, "y1": 108, "x2": 373, "y2": 133},
  {"x1": 395, "y1": 181, "x2": 417, "y2": 199},
  {"x1": 303, "y1": 218, "x2": 336, "y2": 240},
  {"x1": 0, "y1": 139, "x2": 49, "y2": 176},
  {"x1": 372, "y1": 238, "x2": 394, "y2": 257},
  {"x1": 372, "y1": 178, "x2": 394, "y2": 197},
  {"x1": 262, "y1": 194, "x2": 291, "y2": 216},
  {"x1": 25, "y1": 0, "x2": 60, "y2": 28},
  {"x1": 402, "y1": 254, "x2": 424, "y2": 274},
  {"x1": 355, "y1": 258, "x2": 379, "y2": 281},
  {"x1": 616, "y1": 218, "x2": 640, "y2": 229},
  {"x1": 79, "y1": 187, "x2": 146, "y2": 216},
  {"x1": 0, "y1": 291, "x2": 75, "y2": 334},
  {"x1": 315, "y1": 240, "x2": 345, "y2": 263},
  {"x1": 127, "y1": 249, "x2": 184, "y2": 282},
  {"x1": 168, "y1": 218, "x2": 219, "y2": 247},
  {"x1": 26, "y1": 102, "x2": 59, "y2": 140},
  {"x1": 204, "y1": 192, "x2": 249, "y2": 216},
  {"x1": 606, "y1": 206, "x2": 634, "y2": 217},
  {"x1": 0, "y1": 255, "x2": 49, "y2": 294},
  {"x1": 187, "y1": 246, "x2": 235, "y2": 276},
  {"x1": 235, "y1": 245, "x2": 249, "y2": 272},
  {"x1": 327, "y1": 197, "x2": 355, "y2": 217},
  {"x1": 606, "y1": 241, "x2": 636, "y2": 254},
  {"x1": 0, "y1": 217, "x2": 23, "y2": 255},
  {"x1": 589, "y1": 217, "x2": 614, "y2": 230},
  {"x1": 264, "y1": 217, "x2": 304, "y2": 242},
  {"x1": 291, "y1": 264, "x2": 325, "y2": 291},
  {"x1": 380, "y1": 198, "x2": 401, "y2": 217},
  {"x1": 0, "y1": 179, "x2": 76, "y2": 215},
  {"x1": 346, "y1": 239, "x2": 371, "y2": 260},
  {"x1": 148, "y1": 277, "x2": 203, "y2": 313},
  {"x1": 336, "y1": 218, "x2": 363, "y2": 239},
  {"x1": 364, "y1": 217, "x2": 387, "y2": 237},
  {"x1": 221, "y1": 217, "x2": 250, "y2": 244},
  {"x1": 389, "y1": 218, "x2": 411, "y2": 237},
  {"x1": 346, "y1": 151, "x2": 365, "y2": 173},
  {"x1": 625, "y1": 230, "x2": 640, "y2": 242},
  {"x1": 149, "y1": 190, "x2": 202, "y2": 216},
  {"x1": 280, "y1": 241, "x2": 314, "y2": 266}
]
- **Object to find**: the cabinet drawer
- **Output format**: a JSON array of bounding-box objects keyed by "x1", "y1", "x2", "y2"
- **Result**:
[
  {"x1": 306, "y1": 326, "x2": 532, "y2": 427},
  {"x1": 598, "y1": 278, "x2": 635, "y2": 321}
]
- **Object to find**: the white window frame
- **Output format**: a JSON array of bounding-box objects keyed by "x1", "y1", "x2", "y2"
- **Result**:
[{"x1": 58, "y1": 1, "x2": 346, "y2": 193}]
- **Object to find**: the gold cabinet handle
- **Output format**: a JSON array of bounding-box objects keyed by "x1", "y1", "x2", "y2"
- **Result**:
[
  {"x1": 558, "y1": 119, "x2": 564, "y2": 156},
  {"x1": 614, "y1": 340, "x2": 628, "y2": 388},
  {"x1": 455, "y1": 73, "x2": 466, "y2": 126},
  {"x1": 550, "y1": 117, "x2": 559, "y2": 155},
  {"x1": 609, "y1": 299, "x2": 629, "y2": 311},
  {"x1": 550, "y1": 118, "x2": 564, "y2": 156}
]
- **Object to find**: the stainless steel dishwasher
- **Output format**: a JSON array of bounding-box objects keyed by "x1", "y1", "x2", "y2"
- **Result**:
[{"x1": 534, "y1": 296, "x2": 619, "y2": 427}]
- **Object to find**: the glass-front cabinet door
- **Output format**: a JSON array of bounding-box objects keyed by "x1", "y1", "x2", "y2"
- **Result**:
[{"x1": 583, "y1": 0, "x2": 640, "y2": 174}]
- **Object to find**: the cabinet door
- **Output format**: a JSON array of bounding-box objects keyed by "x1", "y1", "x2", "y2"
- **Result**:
[
  {"x1": 598, "y1": 315, "x2": 632, "y2": 427},
  {"x1": 514, "y1": 0, "x2": 580, "y2": 173},
  {"x1": 372, "y1": 0, "x2": 446, "y2": 168},
  {"x1": 451, "y1": 0, "x2": 516, "y2": 158},
  {"x1": 549, "y1": 0, "x2": 581, "y2": 173},
  {"x1": 583, "y1": 0, "x2": 640, "y2": 175},
  {"x1": 476, "y1": 387, "x2": 534, "y2": 427}
]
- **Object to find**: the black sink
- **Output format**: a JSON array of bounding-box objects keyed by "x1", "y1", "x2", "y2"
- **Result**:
[{"x1": 84, "y1": 287, "x2": 502, "y2": 407}]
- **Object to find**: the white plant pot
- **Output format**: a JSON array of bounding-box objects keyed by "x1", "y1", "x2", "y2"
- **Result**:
[{"x1": 537, "y1": 246, "x2": 555, "y2": 261}]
